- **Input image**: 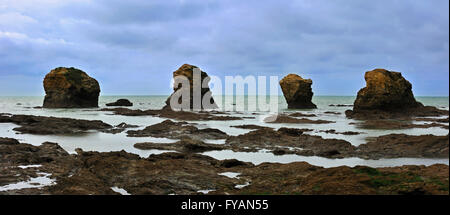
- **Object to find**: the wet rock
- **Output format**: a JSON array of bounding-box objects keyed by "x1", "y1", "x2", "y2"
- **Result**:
[
  {"x1": 225, "y1": 128, "x2": 355, "y2": 158},
  {"x1": 414, "y1": 117, "x2": 449, "y2": 123},
  {"x1": 350, "y1": 119, "x2": 449, "y2": 130},
  {"x1": 115, "y1": 122, "x2": 139, "y2": 129},
  {"x1": 278, "y1": 127, "x2": 312, "y2": 136},
  {"x1": 158, "y1": 107, "x2": 242, "y2": 121},
  {"x1": 127, "y1": 120, "x2": 228, "y2": 140},
  {"x1": 219, "y1": 159, "x2": 251, "y2": 168},
  {"x1": 134, "y1": 138, "x2": 225, "y2": 153},
  {"x1": 288, "y1": 112, "x2": 317, "y2": 117},
  {"x1": 324, "y1": 111, "x2": 341, "y2": 115},
  {"x1": 358, "y1": 134, "x2": 449, "y2": 159},
  {"x1": 100, "y1": 107, "x2": 242, "y2": 121},
  {"x1": 329, "y1": 104, "x2": 353, "y2": 107},
  {"x1": 106, "y1": 99, "x2": 133, "y2": 107},
  {"x1": 346, "y1": 69, "x2": 448, "y2": 119},
  {"x1": 1, "y1": 139, "x2": 448, "y2": 195},
  {"x1": 100, "y1": 108, "x2": 160, "y2": 116},
  {"x1": 0, "y1": 137, "x2": 20, "y2": 145},
  {"x1": 230, "y1": 124, "x2": 269, "y2": 130},
  {"x1": 279, "y1": 74, "x2": 317, "y2": 109},
  {"x1": 264, "y1": 114, "x2": 334, "y2": 124},
  {"x1": 164, "y1": 64, "x2": 217, "y2": 110},
  {"x1": 69, "y1": 150, "x2": 241, "y2": 195},
  {"x1": 215, "y1": 163, "x2": 449, "y2": 195},
  {"x1": 0, "y1": 113, "x2": 112, "y2": 135},
  {"x1": 318, "y1": 129, "x2": 362, "y2": 135},
  {"x1": 102, "y1": 123, "x2": 139, "y2": 134},
  {"x1": 43, "y1": 67, "x2": 100, "y2": 108}
]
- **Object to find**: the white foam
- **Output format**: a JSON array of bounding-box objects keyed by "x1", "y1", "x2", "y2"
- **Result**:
[
  {"x1": 219, "y1": 172, "x2": 241, "y2": 179},
  {"x1": 111, "y1": 187, "x2": 131, "y2": 195},
  {"x1": 18, "y1": 164, "x2": 42, "y2": 169},
  {"x1": 0, "y1": 172, "x2": 55, "y2": 191}
]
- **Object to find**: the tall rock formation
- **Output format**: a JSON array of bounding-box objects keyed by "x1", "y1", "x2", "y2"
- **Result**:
[
  {"x1": 346, "y1": 68, "x2": 448, "y2": 118},
  {"x1": 43, "y1": 67, "x2": 100, "y2": 108},
  {"x1": 164, "y1": 64, "x2": 217, "y2": 110},
  {"x1": 279, "y1": 74, "x2": 317, "y2": 109},
  {"x1": 353, "y1": 69, "x2": 422, "y2": 111}
]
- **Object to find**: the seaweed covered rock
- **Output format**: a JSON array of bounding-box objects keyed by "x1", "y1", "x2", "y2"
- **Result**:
[
  {"x1": 43, "y1": 67, "x2": 100, "y2": 108},
  {"x1": 279, "y1": 74, "x2": 317, "y2": 109}
]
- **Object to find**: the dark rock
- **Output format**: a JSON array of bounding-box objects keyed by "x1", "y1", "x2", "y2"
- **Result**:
[
  {"x1": 288, "y1": 112, "x2": 317, "y2": 117},
  {"x1": 225, "y1": 128, "x2": 355, "y2": 158},
  {"x1": 264, "y1": 114, "x2": 334, "y2": 124},
  {"x1": 358, "y1": 134, "x2": 449, "y2": 159},
  {"x1": 43, "y1": 67, "x2": 100, "y2": 108},
  {"x1": 100, "y1": 107, "x2": 242, "y2": 121},
  {"x1": 219, "y1": 159, "x2": 250, "y2": 168},
  {"x1": 324, "y1": 111, "x2": 341, "y2": 115},
  {"x1": 318, "y1": 129, "x2": 362, "y2": 135},
  {"x1": 106, "y1": 99, "x2": 133, "y2": 107},
  {"x1": 1, "y1": 139, "x2": 448, "y2": 195},
  {"x1": 134, "y1": 138, "x2": 225, "y2": 153},
  {"x1": 277, "y1": 127, "x2": 312, "y2": 136},
  {"x1": 127, "y1": 120, "x2": 228, "y2": 140},
  {"x1": 0, "y1": 113, "x2": 112, "y2": 135},
  {"x1": 350, "y1": 119, "x2": 449, "y2": 130},
  {"x1": 164, "y1": 64, "x2": 217, "y2": 110},
  {"x1": 329, "y1": 104, "x2": 353, "y2": 107},
  {"x1": 230, "y1": 124, "x2": 269, "y2": 130},
  {"x1": 0, "y1": 137, "x2": 20, "y2": 145},
  {"x1": 279, "y1": 74, "x2": 317, "y2": 109}
]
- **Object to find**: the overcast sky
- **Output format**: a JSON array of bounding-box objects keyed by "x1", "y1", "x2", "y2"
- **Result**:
[{"x1": 0, "y1": 0, "x2": 448, "y2": 96}]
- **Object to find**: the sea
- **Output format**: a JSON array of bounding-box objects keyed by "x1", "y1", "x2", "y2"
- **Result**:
[{"x1": 0, "y1": 95, "x2": 448, "y2": 168}]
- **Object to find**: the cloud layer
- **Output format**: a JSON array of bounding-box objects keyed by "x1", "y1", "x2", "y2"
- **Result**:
[{"x1": 0, "y1": 0, "x2": 448, "y2": 96}]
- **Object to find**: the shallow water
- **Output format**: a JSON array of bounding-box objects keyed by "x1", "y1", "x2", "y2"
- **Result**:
[{"x1": 1, "y1": 95, "x2": 448, "y2": 168}]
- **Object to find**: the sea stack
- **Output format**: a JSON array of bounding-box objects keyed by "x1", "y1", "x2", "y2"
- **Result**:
[
  {"x1": 279, "y1": 74, "x2": 317, "y2": 109},
  {"x1": 164, "y1": 64, "x2": 217, "y2": 110},
  {"x1": 43, "y1": 67, "x2": 100, "y2": 108},
  {"x1": 353, "y1": 69, "x2": 422, "y2": 111},
  {"x1": 346, "y1": 69, "x2": 448, "y2": 118}
]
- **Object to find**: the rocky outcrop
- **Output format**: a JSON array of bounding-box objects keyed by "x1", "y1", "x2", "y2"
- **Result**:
[
  {"x1": 106, "y1": 99, "x2": 133, "y2": 107},
  {"x1": 264, "y1": 114, "x2": 334, "y2": 124},
  {"x1": 43, "y1": 67, "x2": 100, "y2": 108},
  {"x1": 358, "y1": 134, "x2": 449, "y2": 159},
  {"x1": 1, "y1": 139, "x2": 448, "y2": 195},
  {"x1": 279, "y1": 74, "x2": 317, "y2": 109},
  {"x1": 0, "y1": 113, "x2": 112, "y2": 135},
  {"x1": 225, "y1": 127, "x2": 356, "y2": 158},
  {"x1": 127, "y1": 119, "x2": 228, "y2": 140},
  {"x1": 346, "y1": 69, "x2": 448, "y2": 119},
  {"x1": 353, "y1": 69, "x2": 422, "y2": 111},
  {"x1": 164, "y1": 64, "x2": 217, "y2": 110},
  {"x1": 134, "y1": 138, "x2": 226, "y2": 153},
  {"x1": 100, "y1": 107, "x2": 242, "y2": 121}
]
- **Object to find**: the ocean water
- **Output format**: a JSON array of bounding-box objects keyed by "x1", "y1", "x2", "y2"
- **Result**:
[{"x1": 0, "y1": 95, "x2": 448, "y2": 168}]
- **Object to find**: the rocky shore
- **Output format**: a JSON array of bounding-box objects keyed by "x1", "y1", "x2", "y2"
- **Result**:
[
  {"x1": 127, "y1": 120, "x2": 449, "y2": 160},
  {"x1": 0, "y1": 65, "x2": 448, "y2": 196},
  {"x1": 1, "y1": 139, "x2": 448, "y2": 195},
  {"x1": 0, "y1": 113, "x2": 112, "y2": 135}
]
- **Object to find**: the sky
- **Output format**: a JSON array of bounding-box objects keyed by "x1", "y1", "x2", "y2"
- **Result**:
[{"x1": 0, "y1": 0, "x2": 448, "y2": 96}]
